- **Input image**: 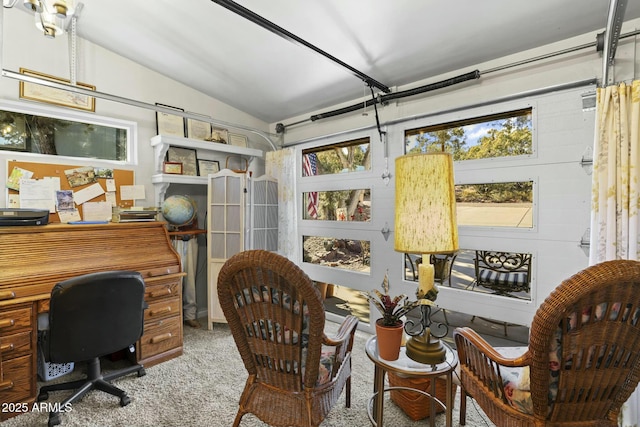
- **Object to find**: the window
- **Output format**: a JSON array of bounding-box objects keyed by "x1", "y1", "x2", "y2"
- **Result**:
[
  {"x1": 302, "y1": 189, "x2": 371, "y2": 221},
  {"x1": 302, "y1": 137, "x2": 370, "y2": 176},
  {"x1": 302, "y1": 235, "x2": 370, "y2": 273},
  {"x1": 456, "y1": 181, "x2": 534, "y2": 228},
  {"x1": 405, "y1": 109, "x2": 532, "y2": 160},
  {"x1": 0, "y1": 106, "x2": 132, "y2": 162}
]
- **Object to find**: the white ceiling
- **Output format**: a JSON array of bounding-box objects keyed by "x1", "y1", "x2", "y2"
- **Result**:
[{"x1": 14, "y1": 0, "x2": 640, "y2": 123}]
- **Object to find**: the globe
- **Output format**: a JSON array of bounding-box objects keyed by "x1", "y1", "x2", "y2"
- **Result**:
[{"x1": 162, "y1": 195, "x2": 197, "y2": 228}]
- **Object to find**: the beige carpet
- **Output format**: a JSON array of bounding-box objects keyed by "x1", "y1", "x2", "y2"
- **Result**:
[{"x1": 2, "y1": 322, "x2": 495, "y2": 427}]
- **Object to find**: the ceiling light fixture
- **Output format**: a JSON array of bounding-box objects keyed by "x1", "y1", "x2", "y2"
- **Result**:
[{"x1": 4, "y1": 0, "x2": 78, "y2": 38}]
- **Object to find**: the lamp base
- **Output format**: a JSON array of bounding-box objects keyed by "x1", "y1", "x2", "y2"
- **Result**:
[{"x1": 405, "y1": 329, "x2": 446, "y2": 365}]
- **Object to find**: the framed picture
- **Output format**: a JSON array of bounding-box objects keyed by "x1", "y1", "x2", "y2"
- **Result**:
[
  {"x1": 198, "y1": 159, "x2": 220, "y2": 176},
  {"x1": 156, "y1": 103, "x2": 186, "y2": 137},
  {"x1": 228, "y1": 133, "x2": 248, "y2": 148},
  {"x1": 166, "y1": 146, "x2": 198, "y2": 176},
  {"x1": 163, "y1": 161, "x2": 183, "y2": 174},
  {"x1": 210, "y1": 127, "x2": 228, "y2": 144},
  {"x1": 19, "y1": 68, "x2": 95, "y2": 112},
  {"x1": 186, "y1": 117, "x2": 212, "y2": 140}
]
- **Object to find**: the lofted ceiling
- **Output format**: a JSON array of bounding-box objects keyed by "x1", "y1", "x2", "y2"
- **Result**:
[{"x1": 8, "y1": 0, "x2": 640, "y2": 124}]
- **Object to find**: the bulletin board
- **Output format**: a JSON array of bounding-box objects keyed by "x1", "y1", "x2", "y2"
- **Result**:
[{"x1": 6, "y1": 160, "x2": 135, "y2": 223}]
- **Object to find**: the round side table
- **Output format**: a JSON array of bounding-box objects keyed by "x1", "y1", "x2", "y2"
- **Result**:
[{"x1": 364, "y1": 335, "x2": 458, "y2": 427}]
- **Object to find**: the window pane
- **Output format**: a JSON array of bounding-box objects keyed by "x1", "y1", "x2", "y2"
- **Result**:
[
  {"x1": 320, "y1": 282, "x2": 370, "y2": 324},
  {"x1": 449, "y1": 249, "x2": 532, "y2": 301},
  {"x1": 302, "y1": 137, "x2": 370, "y2": 177},
  {"x1": 456, "y1": 181, "x2": 533, "y2": 228},
  {"x1": 405, "y1": 109, "x2": 532, "y2": 160},
  {"x1": 302, "y1": 189, "x2": 371, "y2": 221},
  {"x1": 303, "y1": 235, "x2": 370, "y2": 273},
  {"x1": 0, "y1": 110, "x2": 128, "y2": 161}
]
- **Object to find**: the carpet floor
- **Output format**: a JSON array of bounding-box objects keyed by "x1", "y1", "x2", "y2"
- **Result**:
[{"x1": 1, "y1": 322, "x2": 496, "y2": 427}]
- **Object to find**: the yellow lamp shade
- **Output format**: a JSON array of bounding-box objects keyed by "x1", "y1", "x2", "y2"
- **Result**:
[{"x1": 394, "y1": 152, "x2": 458, "y2": 254}]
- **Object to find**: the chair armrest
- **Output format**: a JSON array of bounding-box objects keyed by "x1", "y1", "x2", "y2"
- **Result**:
[
  {"x1": 454, "y1": 327, "x2": 531, "y2": 403},
  {"x1": 454, "y1": 327, "x2": 530, "y2": 367},
  {"x1": 321, "y1": 315, "x2": 358, "y2": 379},
  {"x1": 323, "y1": 315, "x2": 358, "y2": 347}
]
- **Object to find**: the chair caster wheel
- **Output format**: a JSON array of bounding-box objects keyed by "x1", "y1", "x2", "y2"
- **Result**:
[
  {"x1": 138, "y1": 367, "x2": 146, "y2": 377},
  {"x1": 120, "y1": 394, "x2": 131, "y2": 406},
  {"x1": 38, "y1": 391, "x2": 49, "y2": 401},
  {"x1": 48, "y1": 412, "x2": 61, "y2": 427}
]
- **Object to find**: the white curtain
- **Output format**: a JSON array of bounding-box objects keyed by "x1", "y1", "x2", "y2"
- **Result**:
[
  {"x1": 589, "y1": 80, "x2": 640, "y2": 427},
  {"x1": 265, "y1": 148, "x2": 296, "y2": 260}
]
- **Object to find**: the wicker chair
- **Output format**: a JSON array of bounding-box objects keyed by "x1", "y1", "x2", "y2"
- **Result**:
[
  {"x1": 454, "y1": 260, "x2": 640, "y2": 427},
  {"x1": 217, "y1": 250, "x2": 359, "y2": 427}
]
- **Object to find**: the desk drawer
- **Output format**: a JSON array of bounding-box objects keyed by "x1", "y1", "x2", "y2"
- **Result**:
[
  {"x1": 145, "y1": 297, "x2": 181, "y2": 322},
  {"x1": 0, "y1": 330, "x2": 32, "y2": 359},
  {"x1": 0, "y1": 354, "x2": 33, "y2": 405},
  {"x1": 0, "y1": 306, "x2": 32, "y2": 336},
  {"x1": 139, "y1": 316, "x2": 182, "y2": 360},
  {"x1": 145, "y1": 280, "x2": 180, "y2": 302}
]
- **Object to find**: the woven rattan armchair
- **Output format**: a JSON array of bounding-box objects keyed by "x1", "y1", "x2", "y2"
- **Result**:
[
  {"x1": 454, "y1": 260, "x2": 640, "y2": 427},
  {"x1": 217, "y1": 250, "x2": 359, "y2": 427}
]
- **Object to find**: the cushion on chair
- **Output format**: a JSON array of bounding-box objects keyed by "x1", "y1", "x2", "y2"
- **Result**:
[
  {"x1": 497, "y1": 326, "x2": 562, "y2": 416},
  {"x1": 479, "y1": 269, "x2": 528, "y2": 287},
  {"x1": 497, "y1": 302, "x2": 623, "y2": 416},
  {"x1": 236, "y1": 285, "x2": 336, "y2": 386},
  {"x1": 495, "y1": 346, "x2": 533, "y2": 414}
]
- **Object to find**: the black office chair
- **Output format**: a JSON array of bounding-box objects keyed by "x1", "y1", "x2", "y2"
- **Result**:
[{"x1": 37, "y1": 271, "x2": 148, "y2": 427}]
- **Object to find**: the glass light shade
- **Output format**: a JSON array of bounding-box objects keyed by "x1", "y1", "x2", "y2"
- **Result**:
[
  {"x1": 35, "y1": 10, "x2": 64, "y2": 37},
  {"x1": 394, "y1": 152, "x2": 458, "y2": 254},
  {"x1": 23, "y1": 0, "x2": 41, "y2": 12}
]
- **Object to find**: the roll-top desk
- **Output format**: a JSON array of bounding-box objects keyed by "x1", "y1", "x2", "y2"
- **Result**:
[{"x1": 0, "y1": 222, "x2": 185, "y2": 421}]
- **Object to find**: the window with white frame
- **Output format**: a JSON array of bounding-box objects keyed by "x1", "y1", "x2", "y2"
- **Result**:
[{"x1": 0, "y1": 103, "x2": 134, "y2": 162}]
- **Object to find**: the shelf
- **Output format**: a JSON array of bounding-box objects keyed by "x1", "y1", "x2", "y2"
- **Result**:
[
  {"x1": 151, "y1": 134, "x2": 263, "y2": 166},
  {"x1": 152, "y1": 174, "x2": 208, "y2": 185},
  {"x1": 151, "y1": 134, "x2": 264, "y2": 202}
]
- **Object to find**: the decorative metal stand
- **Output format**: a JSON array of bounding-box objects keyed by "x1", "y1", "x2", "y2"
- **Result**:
[{"x1": 404, "y1": 303, "x2": 449, "y2": 365}]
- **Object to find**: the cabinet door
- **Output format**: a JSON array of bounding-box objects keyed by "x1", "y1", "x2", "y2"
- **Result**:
[
  {"x1": 207, "y1": 170, "x2": 246, "y2": 326},
  {"x1": 250, "y1": 176, "x2": 278, "y2": 251}
]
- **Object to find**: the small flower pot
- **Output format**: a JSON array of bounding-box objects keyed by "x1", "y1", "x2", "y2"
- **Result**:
[{"x1": 375, "y1": 319, "x2": 404, "y2": 361}]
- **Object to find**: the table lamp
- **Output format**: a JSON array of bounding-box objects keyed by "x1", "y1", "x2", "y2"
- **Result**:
[{"x1": 394, "y1": 152, "x2": 458, "y2": 365}]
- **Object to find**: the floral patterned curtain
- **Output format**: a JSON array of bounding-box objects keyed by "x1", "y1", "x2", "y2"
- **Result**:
[{"x1": 589, "y1": 80, "x2": 640, "y2": 427}]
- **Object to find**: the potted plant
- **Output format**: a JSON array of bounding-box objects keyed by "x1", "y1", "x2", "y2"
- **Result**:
[{"x1": 364, "y1": 272, "x2": 420, "y2": 360}]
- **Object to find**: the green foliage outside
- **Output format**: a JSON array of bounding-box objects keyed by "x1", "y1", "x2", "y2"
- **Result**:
[
  {"x1": 406, "y1": 113, "x2": 533, "y2": 203},
  {"x1": 309, "y1": 142, "x2": 371, "y2": 221}
]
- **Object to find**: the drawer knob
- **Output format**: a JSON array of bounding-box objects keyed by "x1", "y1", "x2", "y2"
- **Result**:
[
  {"x1": 150, "y1": 333, "x2": 172, "y2": 344},
  {"x1": 0, "y1": 319, "x2": 15, "y2": 329},
  {"x1": 150, "y1": 288, "x2": 172, "y2": 298},
  {"x1": 0, "y1": 291, "x2": 15, "y2": 301},
  {"x1": 149, "y1": 306, "x2": 172, "y2": 316},
  {"x1": 0, "y1": 343, "x2": 14, "y2": 353}
]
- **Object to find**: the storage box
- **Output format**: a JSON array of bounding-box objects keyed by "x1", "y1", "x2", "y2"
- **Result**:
[
  {"x1": 388, "y1": 372, "x2": 457, "y2": 421},
  {"x1": 37, "y1": 334, "x2": 74, "y2": 381}
]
